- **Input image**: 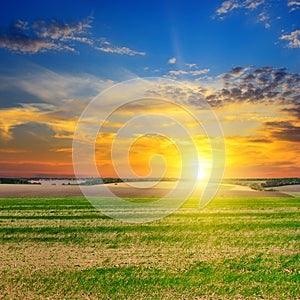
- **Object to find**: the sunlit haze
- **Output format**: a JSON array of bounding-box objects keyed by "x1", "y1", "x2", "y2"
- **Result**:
[{"x1": 0, "y1": 1, "x2": 299, "y2": 178}]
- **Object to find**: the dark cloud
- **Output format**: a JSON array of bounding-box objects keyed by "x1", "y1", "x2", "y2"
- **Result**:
[
  {"x1": 220, "y1": 73, "x2": 233, "y2": 81},
  {"x1": 272, "y1": 70, "x2": 287, "y2": 82},
  {"x1": 146, "y1": 66, "x2": 300, "y2": 126},
  {"x1": 230, "y1": 66, "x2": 244, "y2": 75},
  {"x1": 0, "y1": 122, "x2": 71, "y2": 156},
  {"x1": 242, "y1": 73, "x2": 255, "y2": 81},
  {"x1": 265, "y1": 121, "x2": 300, "y2": 142},
  {"x1": 248, "y1": 138, "x2": 272, "y2": 143},
  {"x1": 204, "y1": 66, "x2": 300, "y2": 108},
  {"x1": 0, "y1": 122, "x2": 73, "y2": 177},
  {"x1": 282, "y1": 106, "x2": 300, "y2": 119},
  {"x1": 253, "y1": 66, "x2": 273, "y2": 75},
  {"x1": 0, "y1": 122, "x2": 71, "y2": 177},
  {"x1": 197, "y1": 66, "x2": 300, "y2": 142}
]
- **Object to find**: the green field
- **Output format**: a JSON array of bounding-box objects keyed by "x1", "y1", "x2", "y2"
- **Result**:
[{"x1": 0, "y1": 196, "x2": 299, "y2": 299}]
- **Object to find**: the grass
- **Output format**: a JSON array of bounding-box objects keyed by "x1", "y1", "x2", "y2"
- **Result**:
[{"x1": 0, "y1": 196, "x2": 299, "y2": 299}]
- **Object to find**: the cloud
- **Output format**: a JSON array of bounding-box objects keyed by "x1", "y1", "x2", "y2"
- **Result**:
[
  {"x1": 168, "y1": 70, "x2": 189, "y2": 75},
  {"x1": 247, "y1": 0, "x2": 265, "y2": 9},
  {"x1": 168, "y1": 57, "x2": 176, "y2": 64},
  {"x1": 206, "y1": 66, "x2": 300, "y2": 108},
  {"x1": 94, "y1": 46, "x2": 145, "y2": 56},
  {"x1": 0, "y1": 122, "x2": 75, "y2": 177},
  {"x1": 13, "y1": 19, "x2": 29, "y2": 31},
  {"x1": 216, "y1": 0, "x2": 241, "y2": 16},
  {"x1": 216, "y1": 0, "x2": 265, "y2": 17},
  {"x1": 230, "y1": 66, "x2": 250, "y2": 76},
  {"x1": 0, "y1": 103, "x2": 77, "y2": 141},
  {"x1": 215, "y1": 0, "x2": 274, "y2": 29},
  {"x1": 168, "y1": 68, "x2": 210, "y2": 77},
  {"x1": 224, "y1": 133, "x2": 300, "y2": 177},
  {"x1": 16, "y1": 67, "x2": 109, "y2": 105},
  {"x1": 161, "y1": 66, "x2": 300, "y2": 131},
  {"x1": 0, "y1": 17, "x2": 145, "y2": 56},
  {"x1": 0, "y1": 64, "x2": 113, "y2": 111},
  {"x1": 214, "y1": 1, "x2": 300, "y2": 48},
  {"x1": 282, "y1": 107, "x2": 300, "y2": 120},
  {"x1": 264, "y1": 121, "x2": 300, "y2": 142},
  {"x1": 186, "y1": 63, "x2": 197, "y2": 68},
  {"x1": 190, "y1": 69, "x2": 210, "y2": 76},
  {"x1": 258, "y1": 12, "x2": 271, "y2": 28},
  {"x1": 248, "y1": 137, "x2": 272, "y2": 143},
  {"x1": 1, "y1": 66, "x2": 299, "y2": 178},
  {"x1": 32, "y1": 18, "x2": 91, "y2": 40},
  {"x1": 0, "y1": 67, "x2": 114, "y2": 141},
  {"x1": 280, "y1": 30, "x2": 300, "y2": 48},
  {"x1": 288, "y1": 1, "x2": 300, "y2": 12},
  {"x1": 0, "y1": 36, "x2": 65, "y2": 54},
  {"x1": 0, "y1": 18, "x2": 91, "y2": 54},
  {"x1": 53, "y1": 147, "x2": 72, "y2": 153}
]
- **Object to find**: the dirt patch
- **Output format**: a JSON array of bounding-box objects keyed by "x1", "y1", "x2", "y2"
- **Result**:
[
  {"x1": 0, "y1": 184, "x2": 83, "y2": 197},
  {"x1": 216, "y1": 189, "x2": 291, "y2": 197},
  {"x1": 274, "y1": 184, "x2": 300, "y2": 192},
  {"x1": 0, "y1": 182, "x2": 291, "y2": 198}
]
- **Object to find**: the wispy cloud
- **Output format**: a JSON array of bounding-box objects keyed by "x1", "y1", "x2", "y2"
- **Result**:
[
  {"x1": 168, "y1": 70, "x2": 189, "y2": 76},
  {"x1": 0, "y1": 67, "x2": 113, "y2": 140},
  {"x1": 215, "y1": 0, "x2": 300, "y2": 48},
  {"x1": 215, "y1": 0, "x2": 270, "y2": 27},
  {"x1": 95, "y1": 46, "x2": 145, "y2": 56},
  {"x1": 288, "y1": 1, "x2": 300, "y2": 12},
  {"x1": 215, "y1": 0, "x2": 265, "y2": 17},
  {"x1": 258, "y1": 12, "x2": 271, "y2": 28},
  {"x1": 168, "y1": 69, "x2": 210, "y2": 77},
  {"x1": 1, "y1": 66, "x2": 299, "y2": 177},
  {"x1": 166, "y1": 62, "x2": 210, "y2": 78},
  {"x1": 0, "y1": 36, "x2": 65, "y2": 54},
  {"x1": 16, "y1": 67, "x2": 109, "y2": 105},
  {"x1": 0, "y1": 17, "x2": 145, "y2": 56},
  {"x1": 280, "y1": 30, "x2": 300, "y2": 48},
  {"x1": 0, "y1": 17, "x2": 92, "y2": 54},
  {"x1": 32, "y1": 18, "x2": 92, "y2": 40}
]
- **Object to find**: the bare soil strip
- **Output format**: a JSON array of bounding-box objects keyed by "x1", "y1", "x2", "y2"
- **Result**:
[
  {"x1": 0, "y1": 183, "x2": 291, "y2": 198},
  {"x1": 274, "y1": 184, "x2": 300, "y2": 192}
]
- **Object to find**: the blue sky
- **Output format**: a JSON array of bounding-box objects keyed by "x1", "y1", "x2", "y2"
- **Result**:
[
  {"x1": 1, "y1": 0, "x2": 299, "y2": 79},
  {"x1": 0, "y1": 0, "x2": 299, "y2": 177}
]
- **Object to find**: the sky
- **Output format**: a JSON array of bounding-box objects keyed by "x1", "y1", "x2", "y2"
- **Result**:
[{"x1": 0, "y1": 0, "x2": 299, "y2": 179}]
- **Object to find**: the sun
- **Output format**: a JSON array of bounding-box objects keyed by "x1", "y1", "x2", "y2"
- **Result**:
[{"x1": 197, "y1": 166, "x2": 206, "y2": 180}]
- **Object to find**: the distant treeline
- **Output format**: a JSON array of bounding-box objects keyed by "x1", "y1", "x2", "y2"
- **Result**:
[
  {"x1": 0, "y1": 178, "x2": 39, "y2": 184},
  {"x1": 0, "y1": 177, "x2": 177, "y2": 185},
  {"x1": 261, "y1": 178, "x2": 300, "y2": 188},
  {"x1": 81, "y1": 177, "x2": 177, "y2": 185},
  {"x1": 1, "y1": 177, "x2": 299, "y2": 187},
  {"x1": 224, "y1": 177, "x2": 300, "y2": 190}
]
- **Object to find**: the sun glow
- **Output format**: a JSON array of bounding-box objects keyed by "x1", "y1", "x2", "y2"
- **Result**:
[{"x1": 197, "y1": 166, "x2": 207, "y2": 180}]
